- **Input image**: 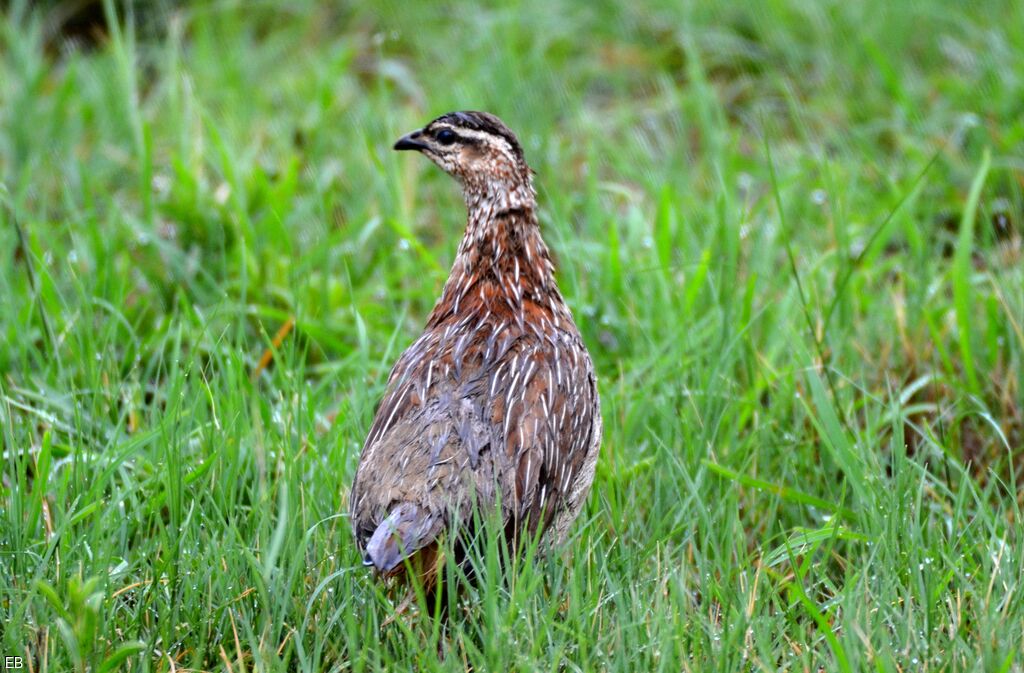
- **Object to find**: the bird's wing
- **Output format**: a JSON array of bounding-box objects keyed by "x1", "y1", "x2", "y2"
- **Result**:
[
  {"x1": 350, "y1": 330, "x2": 498, "y2": 557},
  {"x1": 488, "y1": 334, "x2": 600, "y2": 538}
]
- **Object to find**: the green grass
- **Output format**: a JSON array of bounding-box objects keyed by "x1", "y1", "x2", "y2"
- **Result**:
[{"x1": 2, "y1": 0, "x2": 1023, "y2": 670}]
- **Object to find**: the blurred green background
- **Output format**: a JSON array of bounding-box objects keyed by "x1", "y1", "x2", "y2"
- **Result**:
[{"x1": 2, "y1": 0, "x2": 1022, "y2": 670}]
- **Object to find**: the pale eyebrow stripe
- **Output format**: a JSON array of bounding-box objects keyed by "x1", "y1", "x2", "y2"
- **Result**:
[{"x1": 438, "y1": 126, "x2": 517, "y2": 162}]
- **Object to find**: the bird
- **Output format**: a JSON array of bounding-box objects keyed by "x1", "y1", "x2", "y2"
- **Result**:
[{"x1": 349, "y1": 111, "x2": 601, "y2": 591}]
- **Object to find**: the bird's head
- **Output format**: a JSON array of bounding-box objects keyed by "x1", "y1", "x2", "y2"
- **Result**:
[{"x1": 394, "y1": 111, "x2": 532, "y2": 198}]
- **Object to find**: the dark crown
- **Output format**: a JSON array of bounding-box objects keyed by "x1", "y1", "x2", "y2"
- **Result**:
[{"x1": 429, "y1": 111, "x2": 524, "y2": 160}]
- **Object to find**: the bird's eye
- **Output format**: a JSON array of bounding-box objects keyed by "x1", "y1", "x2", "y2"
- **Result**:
[{"x1": 435, "y1": 129, "x2": 457, "y2": 145}]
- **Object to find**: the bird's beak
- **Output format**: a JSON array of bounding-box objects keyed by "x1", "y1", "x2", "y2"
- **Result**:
[{"x1": 394, "y1": 129, "x2": 428, "y2": 151}]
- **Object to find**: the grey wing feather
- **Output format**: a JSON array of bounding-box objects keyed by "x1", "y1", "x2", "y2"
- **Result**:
[{"x1": 364, "y1": 503, "x2": 439, "y2": 573}]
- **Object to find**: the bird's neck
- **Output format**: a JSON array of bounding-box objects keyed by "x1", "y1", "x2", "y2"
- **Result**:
[
  {"x1": 462, "y1": 175, "x2": 535, "y2": 216},
  {"x1": 429, "y1": 179, "x2": 560, "y2": 326}
]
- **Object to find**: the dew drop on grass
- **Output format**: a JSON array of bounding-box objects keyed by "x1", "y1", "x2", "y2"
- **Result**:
[
  {"x1": 214, "y1": 183, "x2": 231, "y2": 204},
  {"x1": 152, "y1": 174, "x2": 171, "y2": 194}
]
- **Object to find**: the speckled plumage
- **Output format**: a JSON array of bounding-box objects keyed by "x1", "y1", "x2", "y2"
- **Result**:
[{"x1": 349, "y1": 111, "x2": 601, "y2": 583}]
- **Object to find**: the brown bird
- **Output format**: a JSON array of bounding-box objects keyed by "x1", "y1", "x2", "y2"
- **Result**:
[{"x1": 350, "y1": 111, "x2": 601, "y2": 588}]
